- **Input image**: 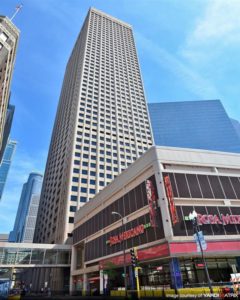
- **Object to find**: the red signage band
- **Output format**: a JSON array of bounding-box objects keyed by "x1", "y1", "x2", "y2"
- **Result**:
[
  {"x1": 106, "y1": 223, "x2": 151, "y2": 246},
  {"x1": 163, "y1": 175, "x2": 179, "y2": 225},
  {"x1": 99, "y1": 243, "x2": 169, "y2": 269},
  {"x1": 197, "y1": 214, "x2": 240, "y2": 225}
]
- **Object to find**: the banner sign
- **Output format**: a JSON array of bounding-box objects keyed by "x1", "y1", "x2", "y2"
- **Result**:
[
  {"x1": 106, "y1": 223, "x2": 151, "y2": 246},
  {"x1": 197, "y1": 214, "x2": 240, "y2": 225},
  {"x1": 163, "y1": 175, "x2": 179, "y2": 225},
  {"x1": 145, "y1": 178, "x2": 158, "y2": 227}
]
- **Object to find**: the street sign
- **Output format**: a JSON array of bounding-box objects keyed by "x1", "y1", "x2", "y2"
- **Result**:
[{"x1": 194, "y1": 231, "x2": 207, "y2": 252}]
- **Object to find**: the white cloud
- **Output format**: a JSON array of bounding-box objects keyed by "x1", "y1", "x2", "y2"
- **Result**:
[
  {"x1": 181, "y1": 0, "x2": 240, "y2": 63},
  {"x1": 135, "y1": 31, "x2": 221, "y2": 99}
]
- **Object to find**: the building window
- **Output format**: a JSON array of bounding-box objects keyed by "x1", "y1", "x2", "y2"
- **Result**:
[
  {"x1": 80, "y1": 196, "x2": 87, "y2": 203},
  {"x1": 71, "y1": 186, "x2": 78, "y2": 192},
  {"x1": 70, "y1": 195, "x2": 77, "y2": 201},
  {"x1": 69, "y1": 217, "x2": 74, "y2": 223},
  {"x1": 81, "y1": 187, "x2": 87, "y2": 193},
  {"x1": 70, "y1": 206, "x2": 77, "y2": 212},
  {"x1": 72, "y1": 177, "x2": 79, "y2": 182},
  {"x1": 89, "y1": 189, "x2": 95, "y2": 194}
]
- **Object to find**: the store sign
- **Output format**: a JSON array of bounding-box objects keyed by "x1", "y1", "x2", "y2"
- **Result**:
[
  {"x1": 146, "y1": 178, "x2": 158, "y2": 227},
  {"x1": 163, "y1": 175, "x2": 179, "y2": 225},
  {"x1": 197, "y1": 214, "x2": 240, "y2": 225},
  {"x1": 106, "y1": 223, "x2": 151, "y2": 246}
]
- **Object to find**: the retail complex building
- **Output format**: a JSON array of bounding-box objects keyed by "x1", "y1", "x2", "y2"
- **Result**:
[{"x1": 71, "y1": 146, "x2": 240, "y2": 294}]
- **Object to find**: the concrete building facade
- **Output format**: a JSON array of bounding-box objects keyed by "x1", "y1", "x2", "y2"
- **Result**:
[
  {"x1": 34, "y1": 8, "x2": 153, "y2": 245},
  {"x1": 71, "y1": 146, "x2": 240, "y2": 295},
  {"x1": 9, "y1": 173, "x2": 43, "y2": 243},
  {"x1": 0, "y1": 17, "x2": 19, "y2": 158}
]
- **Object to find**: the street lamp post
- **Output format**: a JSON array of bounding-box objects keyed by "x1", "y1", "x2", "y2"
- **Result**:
[
  {"x1": 189, "y1": 210, "x2": 213, "y2": 294},
  {"x1": 111, "y1": 211, "x2": 127, "y2": 298}
]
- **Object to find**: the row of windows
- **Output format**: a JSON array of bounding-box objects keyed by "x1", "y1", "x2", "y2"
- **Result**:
[
  {"x1": 164, "y1": 172, "x2": 240, "y2": 200},
  {"x1": 73, "y1": 175, "x2": 157, "y2": 242},
  {"x1": 83, "y1": 212, "x2": 164, "y2": 261}
]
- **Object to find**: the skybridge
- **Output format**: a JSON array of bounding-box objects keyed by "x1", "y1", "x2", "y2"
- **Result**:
[{"x1": 0, "y1": 242, "x2": 71, "y2": 268}]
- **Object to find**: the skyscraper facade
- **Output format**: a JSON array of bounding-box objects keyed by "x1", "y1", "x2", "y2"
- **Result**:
[
  {"x1": 148, "y1": 100, "x2": 240, "y2": 153},
  {"x1": 34, "y1": 8, "x2": 153, "y2": 244},
  {"x1": 0, "y1": 139, "x2": 16, "y2": 200},
  {"x1": 0, "y1": 104, "x2": 15, "y2": 162},
  {"x1": 9, "y1": 172, "x2": 43, "y2": 243},
  {"x1": 0, "y1": 17, "x2": 19, "y2": 157}
]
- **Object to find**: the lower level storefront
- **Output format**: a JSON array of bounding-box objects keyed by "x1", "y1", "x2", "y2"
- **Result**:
[{"x1": 71, "y1": 239, "x2": 240, "y2": 296}]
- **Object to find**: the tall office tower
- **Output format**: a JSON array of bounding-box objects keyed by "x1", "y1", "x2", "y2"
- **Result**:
[
  {"x1": 148, "y1": 100, "x2": 240, "y2": 153},
  {"x1": 0, "y1": 17, "x2": 19, "y2": 156},
  {"x1": 34, "y1": 8, "x2": 153, "y2": 244},
  {"x1": 0, "y1": 104, "x2": 15, "y2": 162},
  {"x1": 9, "y1": 173, "x2": 43, "y2": 243},
  {"x1": 0, "y1": 139, "x2": 16, "y2": 200}
]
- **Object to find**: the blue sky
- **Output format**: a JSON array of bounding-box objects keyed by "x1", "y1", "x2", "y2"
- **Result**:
[{"x1": 0, "y1": 0, "x2": 240, "y2": 233}]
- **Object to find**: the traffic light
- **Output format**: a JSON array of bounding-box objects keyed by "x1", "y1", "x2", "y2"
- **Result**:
[{"x1": 130, "y1": 247, "x2": 138, "y2": 267}]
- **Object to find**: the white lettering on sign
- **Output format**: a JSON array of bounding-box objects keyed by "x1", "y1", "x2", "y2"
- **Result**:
[{"x1": 196, "y1": 214, "x2": 240, "y2": 225}]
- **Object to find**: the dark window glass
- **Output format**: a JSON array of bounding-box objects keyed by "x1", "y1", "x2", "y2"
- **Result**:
[
  {"x1": 80, "y1": 196, "x2": 87, "y2": 202},
  {"x1": 141, "y1": 182, "x2": 148, "y2": 206},
  {"x1": 69, "y1": 217, "x2": 74, "y2": 223},
  {"x1": 71, "y1": 195, "x2": 77, "y2": 201},
  {"x1": 146, "y1": 214, "x2": 155, "y2": 243},
  {"x1": 230, "y1": 207, "x2": 240, "y2": 234},
  {"x1": 166, "y1": 173, "x2": 178, "y2": 198},
  {"x1": 230, "y1": 177, "x2": 240, "y2": 199},
  {"x1": 175, "y1": 173, "x2": 190, "y2": 198},
  {"x1": 135, "y1": 184, "x2": 143, "y2": 209},
  {"x1": 172, "y1": 206, "x2": 185, "y2": 236},
  {"x1": 206, "y1": 206, "x2": 223, "y2": 235},
  {"x1": 181, "y1": 206, "x2": 195, "y2": 236},
  {"x1": 197, "y1": 206, "x2": 213, "y2": 236},
  {"x1": 72, "y1": 177, "x2": 79, "y2": 182},
  {"x1": 123, "y1": 193, "x2": 130, "y2": 216},
  {"x1": 219, "y1": 176, "x2": 236, "y2": 199},
  {"x1": 118, "y1": 197, "x2": 124, "y2": 218},
  {"x1": 129, "y1": 190, "x2": 136, "y2": 214},
  {"x1": 219, "y1": 206, "x2": 237, "y2": 235},
  {"x1": 197, "y1": 175, "x2": 214, "y2": 198},
  {"x1": 186, "y1": 174, "x2": 202, "y2": 198},
  {"x1": 70, "y1": 206, "x2": 77, "y2": 212},
  {"x1": 208, "y1": 176, "x2": 225, "y2": 199}
]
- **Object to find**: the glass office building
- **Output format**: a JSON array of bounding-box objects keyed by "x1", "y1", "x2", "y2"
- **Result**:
[
  {"x1": 0, "y1": 140, "x2": 16, "y2": 200},
  {"x1": 148, "y1": 100, "x2": 240, "y2": 153},
  {"x1": 9, "y1": 172, "x2": 43, "y2": 243}
]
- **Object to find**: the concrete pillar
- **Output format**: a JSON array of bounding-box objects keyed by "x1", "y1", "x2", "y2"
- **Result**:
[{"x1": 70, "y1": 246, "x2": 77, "y2": 295}]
